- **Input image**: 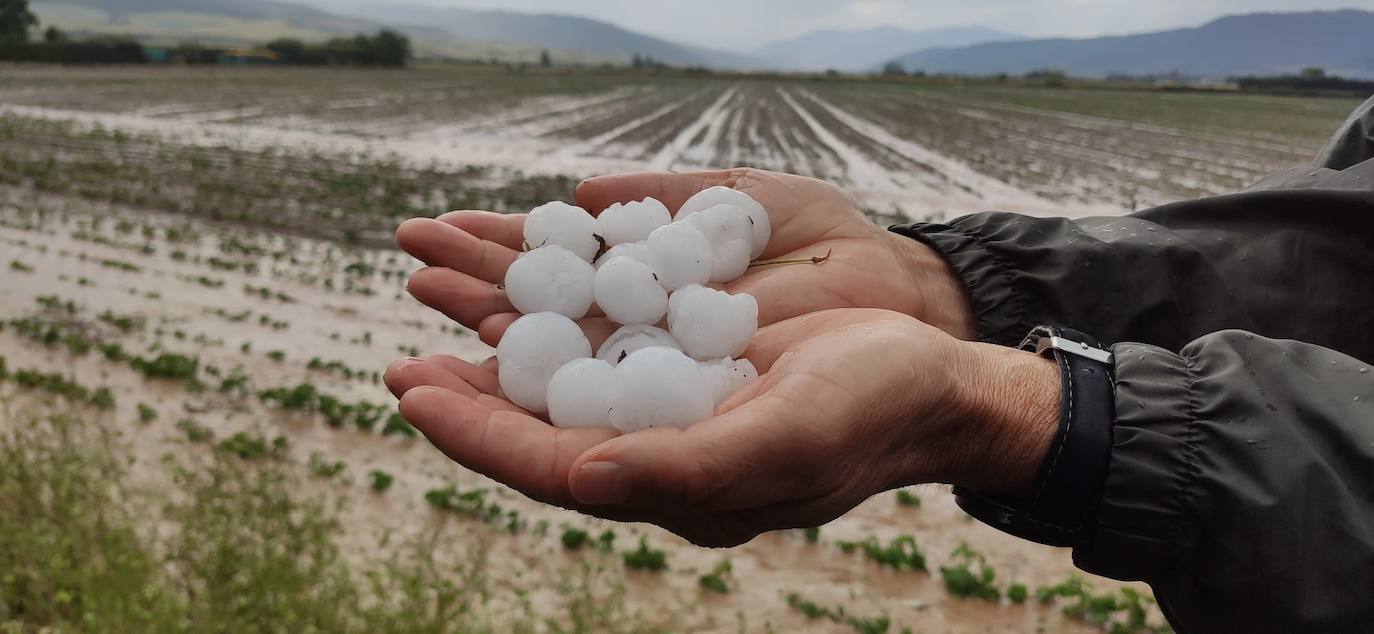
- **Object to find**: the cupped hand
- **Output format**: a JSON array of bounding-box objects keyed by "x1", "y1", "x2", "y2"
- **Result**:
[
  {"x1": 384, "y1": 309, "x2": 1055, "y2": 547},
  {"x1": 396, "y1": 168, "x2": 975, "y2": 347}
]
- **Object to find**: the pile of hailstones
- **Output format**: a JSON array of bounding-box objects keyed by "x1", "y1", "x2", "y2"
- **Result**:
[{"x1": 497, "y1": 186, "x2": 768, "y2": 433}]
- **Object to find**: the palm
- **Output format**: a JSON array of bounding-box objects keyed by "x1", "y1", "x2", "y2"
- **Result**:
[
  {"x1": 396, "y1": 168, "x2": 933, "y2": 346},
  {"x1": 384, "y1": 309, "x2": 960, "y2": 547}
]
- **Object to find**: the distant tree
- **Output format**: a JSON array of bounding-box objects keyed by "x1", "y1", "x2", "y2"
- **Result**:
[
  {"x1": 0, "y1": 0, "x2": 37, "y2": 43},
  {"x1": 1301, "y1": 66, "x2": 1326, "y2": 78},
  {"x1": 881, "y1": 61, "x2": 907, "y2": 76},
  {"x1": 266, "y1": 38, "x2": 307, "y2": 64},
  {"x1": 43, "y1": 25, "x2": 65, "y2": 43},
  {"x1": 539, "y1": 48, "x2": 551, "y2": 67},
  {"x1": 371, "y1": 29, "x2": 409, "y2": 67}
]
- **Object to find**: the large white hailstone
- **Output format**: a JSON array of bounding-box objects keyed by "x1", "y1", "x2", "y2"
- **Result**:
[
  {"x1": 676, "y1": 186, "x2": 770, "y2": 259},
  {"x1": 646, "y1": 221, "x2": 712, "y2": 291},
  {"x1": 596, "y1": 324, "x2": 680, "y2": 365},
  {"x1": 504, "y1": 245, "x2": 595, "y2": 319},
  {"x1": 597, "y1": 197, "x2": 671, "y2": 246},
  {"x1": 524, "y1": 201, "x2": 601, "y2": 262},
  {"x1": 682, "y1": 204, "x2": 753, "y2": 282},
  {"x1": 497, "y1": 312, "x2": 592, "y2": 413},
  {"x1": 607, "y1": 346, "x2": 713, "y2": 432},
  {"x1": 547, "y1": 358, "x2": 614, "y2": 428},
  {"x1": 699, "y1": 357, "x2": 760, "y2": 407},
  {"x1": 593, "y1": 256, "x2": 667, "y2": 325},
  {"x1": 594, "y1": 240, "x2": 653, "y2": 269},
  {"x1": 668, "y1": 285, "x2": 758, "y2": 361}
]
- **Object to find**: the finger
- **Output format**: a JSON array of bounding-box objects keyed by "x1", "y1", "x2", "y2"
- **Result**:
[
  {"x1": 399, "y1": 386, "x2": 620, "y2": 507},
  {"x1": 575, "y1": 169, "x2": 749, "y2": 214},
  {"x1": 478, "y1": 313, "x2": 619, "y2": 351},
  {"x1": 396, "y1": 218, "x2": 517, "y2": 284},
  {"x1": 421, "y1": 354, "x2": 501, "y2": 395},
  {"x1": 384, "y1": 357, "x2": 479, "y2": 399},
  {"x1": 567, "y1": 393, "x2": 818, "y2": 512},
  {"x1": 407, "y1": 266, "x2": 513, "y2": 329},
  {"x1": 435, "y1": 210, "x2": 525, "y2": 251}
]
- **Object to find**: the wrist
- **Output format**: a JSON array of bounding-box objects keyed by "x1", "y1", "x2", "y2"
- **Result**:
[
  {"x1": 884, "y1": 230, "x2": 976, "y2": 340},
  {"x1": 941, "y1": 340, "x2": 1061, "y2": 496}
]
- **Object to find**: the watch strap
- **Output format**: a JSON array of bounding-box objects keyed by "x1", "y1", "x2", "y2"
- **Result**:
[{"x1": 954, "y1": 326, "x2": 1115, "y2": 547}]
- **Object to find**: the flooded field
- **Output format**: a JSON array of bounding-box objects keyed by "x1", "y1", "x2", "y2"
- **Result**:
[{"x1": 0, "y1": 64, "x2": 1357, "y2": 632}]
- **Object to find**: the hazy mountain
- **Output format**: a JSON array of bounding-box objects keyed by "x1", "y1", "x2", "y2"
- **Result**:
[
  {"x1": 889, "y1": 9, "x2": 1374, "y2": 78},
  {"x1": 34, "y1": 0, "x2": 762, "y2": 67},
  {"x1": 756, "y1": 26, "x2": 1019, "y2": 71},
  {"x1": 296, "y1": 0, "x2": 761, "y2": 68}
]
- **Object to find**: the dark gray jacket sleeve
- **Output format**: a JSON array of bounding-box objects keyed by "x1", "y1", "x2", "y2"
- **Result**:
[
  {"x1": 890, "y1": 188, "x2": 1374, "y2": 357},
  {"x1": 1078, "y1": 332, "x2": 1374, "y2": 632}
]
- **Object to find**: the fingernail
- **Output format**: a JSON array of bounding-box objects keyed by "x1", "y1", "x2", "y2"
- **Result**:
[{"x1": 574, "y1": 462, "x2": 628, "y2": 505}]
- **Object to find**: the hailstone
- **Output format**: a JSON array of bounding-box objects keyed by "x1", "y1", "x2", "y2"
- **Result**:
[
  {"x1": 682, "y1": 204, "x2": 753, "y2": 282},
  {"x1": 668, "y1": 285, "x2": 758, "y2": 361},
  {"x1": 607, "y1": 347, "x2": 713, "y2": 432},
  {"x1": 597, "y1": 197, "x2": 671, "y2": 246},
  {"x1": 676, "y1": 186, "x2": 770, "y2": 259},
  {"x1": 594, "y1": 241, "x2": 653, "y2": 269},
  {"x1": 646, "y1": 221, "x2": 712, "y2": 291},
  {"x1": 524, "y1": 201, "x2": 601, "y2": 262},
  {"x1": 699, "y1": 357, "x2": 759, "y2": 407},
  {"x1": 504, "y1": 245, "x2": 595, "y2": 319},
  {"x1": 547, "y1": 358, "x2": 614, "y2": 428},
  {"x1": 596, "y1": 324, "x2": 680, "y2": 364},
  {"x1": 593, "y1": 256, "x2": 668, "y2": 325},
  {"x1": 497, "y1": 312, "x2": 593, "y2": 413}
]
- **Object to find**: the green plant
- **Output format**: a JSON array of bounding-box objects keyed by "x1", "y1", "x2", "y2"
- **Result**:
[
  {"x1": 266, "y1": 350, "x2": 286, "y2": 362},
  {"x1": 837, "y1": 535, "x2": 926, "y2": 572},
  {"x1": 9, "y1": 259, "x2": 33, "y2": 272},
  {"x1": 698, "y1": 559, "x2": 732, "y2": 594},
  {"x1": 1007, "y1": 583, "x2": 1029, "y2": 604},
  {"x1": 895, "y1": 489, "x2": 921, "y2": 508},
  {"x1": 368, "y1": 469, "x2": 394, "y2": 493},
  {"x1": 560, "y1": 527, "x2": 590, "y2": 550},
  {"x1": 308, "y1": 452, "x2": 347, "y2": 479},
  {"x1": 137, "y1": 402, "x2": 157, "y2": 423},
  {"x1": 382, "y1": 413, "x2": 418, "y2": 437},
  {"x1": 176, "y1": 419, "x2": 214, "y2": 443},
  {"x1": 939, "y1": 542, "x2": 1000, "y2": 601},
  {"x1": 216, "y1": 432, "x2": 289, "y2": 461},
  {"x1": 622, "y1": 537, "x2": 667, "y2": 572}
]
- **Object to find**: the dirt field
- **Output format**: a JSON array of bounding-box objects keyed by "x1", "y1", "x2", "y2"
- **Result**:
[{"x1": 0, "y1": 64, "x2": 1360, "y2": 632}]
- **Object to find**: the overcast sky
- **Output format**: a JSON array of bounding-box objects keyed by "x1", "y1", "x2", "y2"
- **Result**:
[{"x1": 419, "y1": 0, "x2": 1374, "y2": 51}]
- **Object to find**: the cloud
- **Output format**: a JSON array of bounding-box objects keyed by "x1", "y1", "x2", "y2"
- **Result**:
[{"x1": 423, "y1": 0, "x2": 1374, "y2": 50}]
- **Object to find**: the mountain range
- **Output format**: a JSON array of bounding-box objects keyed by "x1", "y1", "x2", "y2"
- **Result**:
[
  {"x1": 889, "y1": 9, "x2": 1374, "y2": 78},
  {"x1": 31, "y1": 1, "x2": 1374, "y2": 78},
  {"x1": 754, "y1": 25, "x2": 1019, "y2": 71}
]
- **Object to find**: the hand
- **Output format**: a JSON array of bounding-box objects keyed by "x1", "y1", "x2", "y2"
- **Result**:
[
  {"x1": 396, "y1": 168, "x2": 976, "y2": 346},
  {"x1": 384, "y1": 309, "x2": 1057, "y2": 547}
]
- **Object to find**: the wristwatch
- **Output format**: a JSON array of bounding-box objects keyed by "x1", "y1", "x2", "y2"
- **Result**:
[{"x1": 954, "y1": 326, "x2": 1116, "y2": 547}]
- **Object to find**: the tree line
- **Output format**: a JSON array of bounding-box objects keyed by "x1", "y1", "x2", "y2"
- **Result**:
[{"x1": 0, "y1": 0, "x2": 409, "y2": 66}]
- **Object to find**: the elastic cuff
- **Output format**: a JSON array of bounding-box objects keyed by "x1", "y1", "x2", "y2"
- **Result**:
[
  {"x1": 1072, "y1": 342, "x2": 1201, "y2": 581},
  {"x1": 889, "y1": 221, "x2": 1032, "y2": 346}
]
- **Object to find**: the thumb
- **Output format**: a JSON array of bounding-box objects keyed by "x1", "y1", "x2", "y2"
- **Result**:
[
  {"x1": 574, "y1": 169, "x2": 744, "y2": 214},
  {"x1": 567, "y1": 403, "x2": 813, "y2": 511}
]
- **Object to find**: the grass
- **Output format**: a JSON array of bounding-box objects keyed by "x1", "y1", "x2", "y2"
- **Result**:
[{"x1": 0, "y1": 408, "x2": 672, "y2": 631}]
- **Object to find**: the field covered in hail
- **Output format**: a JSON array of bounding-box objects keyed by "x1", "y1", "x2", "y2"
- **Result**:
[{"x1": 0, "y1": 63, "x2": 1359, "y2": 632}]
